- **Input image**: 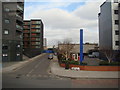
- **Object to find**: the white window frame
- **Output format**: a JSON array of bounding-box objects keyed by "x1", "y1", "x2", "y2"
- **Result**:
[
  {"x1": 5, "y1": 19, "x2": 10, "y2": 23},
  {"x1": 4, "y1": 29, "x2": 9, "y2": 35},
  {"x1": 3, "y1": 54, "x2": 8, "y2": 57}
]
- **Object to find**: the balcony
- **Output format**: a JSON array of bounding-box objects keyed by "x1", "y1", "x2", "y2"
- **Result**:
[
  {"x1": 31, "y1": 21, "x2": 41, "y2": 25},
  {"x1": 31, "y1": 30, "x2": 40, "y2": 33},
  {"x1": 31, "y1": 43, "x2": 40, "y2": 46},
  {"x1": 23, "y1": 30, "x2": 30, "y2": 33},
  {"x1": 16, "y1": 24, "x2": 23, "y2": 31},
  {"x1": 16, "y1": 35, "x2": 22, "y2": 40},
  {"x1": 31, "y1": 38, "x2": 41, "y2": 41},
  {"x1": 24, "y1": 22, "x2": 30, "y2": 25},
  {"x1": 17, "y1": 5, "x2": 23, "y2": 11},
  {"x1": 31, "y1": 25, "x2": 41, "y2": 29},
  {"x1": 31, "y1": 35, "x2": 40, "y2": 37},
  {"x1": 23, "y1": 35, "x2": 30, "y2": 37},
  {"x1": 16, "y1": 14, "x2": 23, "y2": 19},
  {"x1": 23, "y1": 39, "x2": 30, "y2": 41},
  {"x1": 23, "y1": 26, "x2": 30, "y2": 30}
]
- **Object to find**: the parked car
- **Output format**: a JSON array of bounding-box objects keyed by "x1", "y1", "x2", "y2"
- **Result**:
[
  {"x1": 48, "y1": 54, "x2": 53, "y2": 60},
  {"x1": 88, "y1": 52, "x2": 99, "y2": 58}
]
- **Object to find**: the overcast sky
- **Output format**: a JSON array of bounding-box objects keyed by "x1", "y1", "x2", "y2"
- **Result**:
[{"x1": 24, "y1": 0, "x2": 106, "y2": 46}]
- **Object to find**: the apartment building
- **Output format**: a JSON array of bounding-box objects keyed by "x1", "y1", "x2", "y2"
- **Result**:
[
  {"x1": 43, "y1": 38, "x2": 47, "y2": 50},
  {"x1": 0, "y1": 1, "x2": 2, "y2": 62},
  {"x1": 99, "y1": 0, "x2": 120, "y2": 50},
  {"x1": 1, "y1": 1, "x2": 24, "y2": 61},
  {"x1": 23, "y1": 19, "x2": 44, "y2": 57},
  {"x1": 98, "y1": 0, "x2": 120, "y2": 60}
]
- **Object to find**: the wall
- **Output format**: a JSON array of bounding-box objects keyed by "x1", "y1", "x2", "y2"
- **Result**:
[
  {"x1": 0, "y1": 1, "x2": 2, "y2": 89},
  {"x1": 99, "y1": 1, "x2": 112, "y2": 50}
]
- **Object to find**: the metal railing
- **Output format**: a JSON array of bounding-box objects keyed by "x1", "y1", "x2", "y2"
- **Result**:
[
  {"x1": 16, "y1": 14, "x2": 22, "y2": 19},
  {"x1": 16, "y1": 24, "x2": 23, "y2": 30},
  {"x1": 17, "y1": 5, "x2": 23, "y2": 11}
]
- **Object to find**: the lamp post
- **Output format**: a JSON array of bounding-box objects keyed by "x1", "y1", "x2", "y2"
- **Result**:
[{"x1": 80, "y1": 29, "x2": 83, "y2": 64}]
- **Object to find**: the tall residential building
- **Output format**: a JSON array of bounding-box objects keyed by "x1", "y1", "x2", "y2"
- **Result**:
[
  {"x1": 1, "y1": 1, "x2": 24, "y2": 61},
  {"x1": 99, "y1": 0, "x2": 120, "y2": 50},
  {"x1": 43, "y1": 38, "x2": 47, "y2": 50},
  {"x1": 0, "y1": 1, "x2": 2, "y2": 62},
  {"x1": 23, "y1": 19, "x2": 44, "y2": 57}
]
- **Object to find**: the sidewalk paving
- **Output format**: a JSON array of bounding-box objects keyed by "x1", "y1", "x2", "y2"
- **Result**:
[
  {"x1": 2, "y1": 53, "x2": 46, "y2": 73},
  {"x1": 50, "y1": 56, "x2": 120, "y2": 79}
]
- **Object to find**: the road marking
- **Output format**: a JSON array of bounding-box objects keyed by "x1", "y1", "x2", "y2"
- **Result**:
[
  {"x1": 34, "y1": 63, "x2": 40, "y2": 69},
  {"x1": 39, "y1": 75, "x2": 42, "y2": 77},
  {"x1": 27, "y1": 69, "x2": 34, "y2": 76}
]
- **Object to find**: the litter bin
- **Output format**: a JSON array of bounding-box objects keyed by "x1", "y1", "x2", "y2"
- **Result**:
[{"x1": 65, "y1": 60, "x2": 69, "y2": 69}]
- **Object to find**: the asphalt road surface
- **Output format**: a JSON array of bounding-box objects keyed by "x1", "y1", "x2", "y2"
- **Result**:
[{"x1": 2, "y1": 54, "x2": 119, "y2": 88}]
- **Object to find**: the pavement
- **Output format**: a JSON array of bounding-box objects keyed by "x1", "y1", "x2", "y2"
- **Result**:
[
  {"x1": 2, "y1": 53, "x2": 46, "y2": 73},
  {"x1": 2, "y1": 54, "x2": 120, "y2": 79},
  {"x1": 50, "y1": 56, "x2": 120, "y2": 79},
  {"x1": 82, "y1": 56, "x2": 102, "y2": 66}
]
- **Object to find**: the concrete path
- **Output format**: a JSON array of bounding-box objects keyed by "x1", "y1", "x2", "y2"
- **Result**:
[
  {"x1": 2, "y1": 53, "x2": 46, "y2": 73},
  {"x1": 82, "y1": 56, "x2": 102, "y2": 66},
  {"x1": 50, "y1": 56, "x2": 120, "y2": 79}
]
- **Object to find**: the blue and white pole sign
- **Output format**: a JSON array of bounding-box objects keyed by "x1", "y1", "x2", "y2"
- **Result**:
[{"x1": 80, "y1": 29, "x2": 83, "y2": 64}]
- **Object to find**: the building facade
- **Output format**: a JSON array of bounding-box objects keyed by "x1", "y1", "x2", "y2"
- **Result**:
[
  {"x1": 99, "y1": 0, "x2": 120, "y2": 50},
  {"x1": 58, "y1": 43, "x2": 98, "y2": 61},
  {"x1": 23, "y1": 19, "x2": 44, "y2": 57},
  {"x1": 98, "y1": 0, "x2": 120, "y2": 61},
  {"x1": 2, "y1": 1, "x2": 24, "y2": 61},
  {"x1": 43, "y1": 38, "x2": 47, "y2": 50},
  {"x1": 0, "y1": 1, "x2": 2, "y2": 62}
]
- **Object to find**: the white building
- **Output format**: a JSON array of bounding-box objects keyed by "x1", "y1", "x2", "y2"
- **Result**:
[{"x1": 99, "y1": 0, "x2": 120, "y2": 50}]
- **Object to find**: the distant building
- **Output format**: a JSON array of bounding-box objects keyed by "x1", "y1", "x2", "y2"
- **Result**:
[
  {"x1": 58, "y1": 43, "x2": 98, "y2": 61},
  {"x1": 43, "y1": 38, "x2": 47, "y2": 50},
  {"x1": 1, "y1": 1, "x2": 24, "y2": 61},
  {"x1": 23, "y1": 19, "x2": 44, "y2": 57},
  {"x1": 98, "y1": 0, "x2": 120, "y2": 61}
]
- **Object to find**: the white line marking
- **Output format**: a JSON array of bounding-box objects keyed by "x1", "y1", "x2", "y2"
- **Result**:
[{"x1": 27, "y1": 69, "x2": 34, "y2": 75}]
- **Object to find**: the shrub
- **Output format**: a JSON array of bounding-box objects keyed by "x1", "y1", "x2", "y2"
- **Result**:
[
  {"x1": 99, "y1": 61, "x2": 120, "y2": 66},
  {"x1": 99, "y1": 61, "x2": 109, "y2": 65},
  {"x1": 109, "y1": 62, "x2": 120, "y2": 66},
  {"x1": 81, "y1": 62, "x2": 87, "y2": 65},
  {"x1": 69, "y1": 60, "x2": 79, "y2": 65},
  {"x1": 61, "y1": 60, "x2": 67, "y2": 63}
]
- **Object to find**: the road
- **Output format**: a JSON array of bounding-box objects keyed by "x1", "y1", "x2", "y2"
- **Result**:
[{"x1": 2, "y1": 54, "x2": 119, "y2": 88}]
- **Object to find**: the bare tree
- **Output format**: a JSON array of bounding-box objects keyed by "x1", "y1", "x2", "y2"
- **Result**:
[
  {"x1": 101, "y1": 49, "x2": 114, "y2": 63},
  {"x1": 58, "y1": 38, "x2": 75, "y2": 60}
]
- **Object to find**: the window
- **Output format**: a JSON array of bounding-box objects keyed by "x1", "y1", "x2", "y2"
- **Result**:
[
  {"x1": 115, "y1": 30, "x2": 119, "y2": 35},
  {"x1": 17, "y1": 45, "x2": 20, "y2": 47},
  {"x1": 2, "y1": 46, "x2": 8, "y2": 49},
  {"x1": 3, "y1": 29, "x2": 9, "y2": 34},
  {"x1": 3, "y1": 54, "x2": 8, "y2": 57},
  {"x1": 115, "y1": 20, "x2": 119, "y2": 24},
  {"x1": 114, "y1": 10, "x2": 119, "y2": 14},
  {"x1": 5, "y1": 19, "x2": 10, "y2": 23},
  {"x1": 115, "y1": 41, "x2": 119, "y2": 46},
  {"x1": 114, "y1": 0, "x2": 118, "y2": 3},
  {"x1": 17, "y1": 54, "x2": 20, "y2": 56},
  {"x1": 4, "y1": 8, "x2": 10, "y2": 12}
]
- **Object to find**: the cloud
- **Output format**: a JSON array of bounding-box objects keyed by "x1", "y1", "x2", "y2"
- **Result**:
[
  {"x1": 73, "y1": 1, "x2": 105, "y2": 20},
  {"x1": 24, "y1": 1, "x2": 105, "y2": 46}
]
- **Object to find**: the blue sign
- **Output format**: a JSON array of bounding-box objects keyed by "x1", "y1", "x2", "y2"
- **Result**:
[{"x1": 42, "y1": 50, "x2": 54, "y2": 53}]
